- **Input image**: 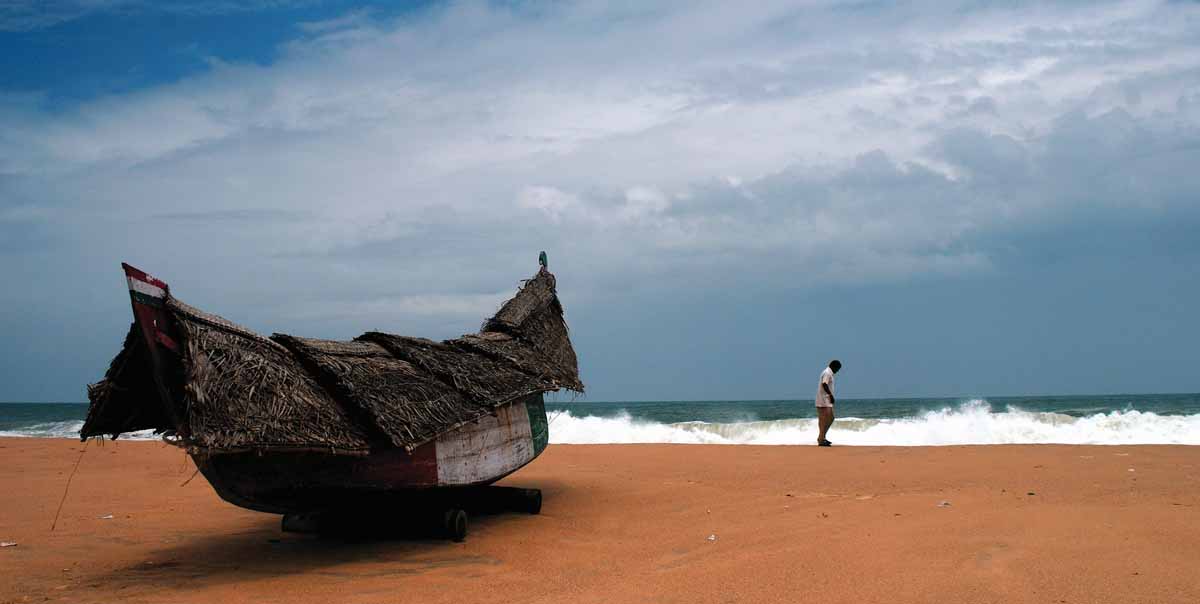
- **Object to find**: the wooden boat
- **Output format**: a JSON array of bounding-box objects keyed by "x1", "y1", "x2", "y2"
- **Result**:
[{"x1": 81, "y1": 257, "x2": 583, "y2": 539}]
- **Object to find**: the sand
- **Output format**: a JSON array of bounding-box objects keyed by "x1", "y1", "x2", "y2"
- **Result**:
[{"x1": 1, "y1": 437, "x2": 1198, "y2": 604}]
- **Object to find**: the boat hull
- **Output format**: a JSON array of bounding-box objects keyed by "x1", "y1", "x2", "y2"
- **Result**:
[{"x1": 195, "y1": 394, "x2": 550, "y2": 515}]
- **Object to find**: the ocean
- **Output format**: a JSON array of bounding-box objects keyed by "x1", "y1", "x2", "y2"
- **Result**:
[{"x1": 3, "y1": 393, "x2": 1199, "y2": 445}]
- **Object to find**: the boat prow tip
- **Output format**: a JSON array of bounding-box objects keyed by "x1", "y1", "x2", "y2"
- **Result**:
[{"x1": 121, "y1": 263, "x2": 170, "y2": 295}]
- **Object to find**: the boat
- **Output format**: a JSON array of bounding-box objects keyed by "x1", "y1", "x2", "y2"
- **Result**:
[{"x1": 81, "y1": 256, "x2": 583, "y2": 539}]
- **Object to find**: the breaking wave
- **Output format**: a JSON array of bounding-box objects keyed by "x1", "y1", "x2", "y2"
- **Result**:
[
  {"x1": 0, "y1": 420, "x2": 158, "y2": 440},
  {"x1": 546, "y1": 400, "x2": 1200, "y2": 445},
  {"x1": 5, "y1": 400, "x2": 1198, "y2": 445}
]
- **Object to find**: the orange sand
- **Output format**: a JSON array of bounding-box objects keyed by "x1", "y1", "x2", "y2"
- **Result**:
[{"x1": 2, "y1": 438, "x2": 1198, "y2": 603}]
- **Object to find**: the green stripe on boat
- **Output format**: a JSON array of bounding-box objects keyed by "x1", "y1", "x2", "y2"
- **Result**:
[{"x1": 527, "y1": 396, "x2": 549, "y2": 455}]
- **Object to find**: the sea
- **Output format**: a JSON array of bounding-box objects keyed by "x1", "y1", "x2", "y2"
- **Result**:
[{"x1": 3, "y1": 393, "x2": 1199, "y2": 445}]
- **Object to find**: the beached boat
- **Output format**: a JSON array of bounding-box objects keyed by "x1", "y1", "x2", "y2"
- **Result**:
[{"x1": 81, "y1": 258, "x2": 583, "y2": 539}]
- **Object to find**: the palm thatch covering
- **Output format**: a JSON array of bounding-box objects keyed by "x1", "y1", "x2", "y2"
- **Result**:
[
  {"x1": 82, "y1": 323, "x2": 173, "y2": 437},
  {"x1": 81, "y1": 267, "x2": 583, "y2": 454},
  {"x1": 176, "y1": 318, "x2": 372, "y2": 453},
  {"x1": 271, "y1": 335, "x2": 474, "y2": 449}
]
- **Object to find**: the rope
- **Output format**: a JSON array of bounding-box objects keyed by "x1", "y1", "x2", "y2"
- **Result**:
[
  {"x1": 180, "y1": 465, "x2": 201, "y2": 487},
  {"x1": 50, "y1": 439, "x2": 90, "y2": 532}
]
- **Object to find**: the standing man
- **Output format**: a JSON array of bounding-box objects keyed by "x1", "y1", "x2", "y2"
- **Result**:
[{"x1": 816, "y1": 359, "x2": 842, "y2": 446}]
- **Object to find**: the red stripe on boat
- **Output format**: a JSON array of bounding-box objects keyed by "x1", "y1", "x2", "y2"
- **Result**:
[
  {"x1": 123, "y1": 263, "x2": 178, "y2": 353},
  {"x1": 155, "y1": 331, "x2": 179, "y2": 352},
  {"x1": 352, "y1": 442, "x2": 440, "y2": 486}
]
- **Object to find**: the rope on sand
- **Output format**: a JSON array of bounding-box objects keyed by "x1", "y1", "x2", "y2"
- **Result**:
[{"x1": 51, "y1": 439, "x2": 90, "y2": 531}]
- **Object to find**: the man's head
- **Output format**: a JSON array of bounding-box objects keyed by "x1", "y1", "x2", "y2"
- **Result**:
[{"x1": 829, "y1": 359, "x2": 842, "y2": 373}]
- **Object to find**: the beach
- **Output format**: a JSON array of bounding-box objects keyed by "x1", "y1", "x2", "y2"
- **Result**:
[{"x1": 2, "y1": 438, "x2": 1198, "y2": 604}]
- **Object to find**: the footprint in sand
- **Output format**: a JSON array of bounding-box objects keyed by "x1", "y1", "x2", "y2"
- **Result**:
[
  {"x1": 971, "y1": 542, "x2": 1015, "y2": 574},
  {"x1": 655, "y1": 547, "x2": 702, "y2": 572}
]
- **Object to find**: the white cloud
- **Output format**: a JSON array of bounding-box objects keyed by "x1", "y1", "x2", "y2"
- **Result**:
[
  {"x1": 517, "y1": 186, "x2": 580, "y2": 223},
  {"x1": 3, "y1": 0, "x2": 1200, "y2": 330},
  {"x1": 619, "y1": 186, "x2": 670, "y2": 220},
  {"x1": 281, "y1": 291, "x2": 511, "y2": 323}
]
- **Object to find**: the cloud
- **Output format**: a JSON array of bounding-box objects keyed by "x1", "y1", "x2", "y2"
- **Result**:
[
  {"x1": 516, "y1": 186, "x2": 580, "y2": 223},
  {"x1": 3, "y1": 0, "x2": 1200, "y2": 399}
]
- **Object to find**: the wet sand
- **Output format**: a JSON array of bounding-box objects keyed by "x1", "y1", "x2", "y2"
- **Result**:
[{"x1": 1, "y1": 437, "x2": 1198, "y2": 603}]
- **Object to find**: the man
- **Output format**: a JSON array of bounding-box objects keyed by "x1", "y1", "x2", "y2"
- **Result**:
[{"x1": 815, "y1": 359, "x2": 842, "y2": 446}]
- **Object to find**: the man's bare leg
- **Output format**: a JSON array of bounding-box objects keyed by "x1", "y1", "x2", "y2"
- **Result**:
[{"x1": 817, "y1": 407, "x2": 834, "y2": 444}]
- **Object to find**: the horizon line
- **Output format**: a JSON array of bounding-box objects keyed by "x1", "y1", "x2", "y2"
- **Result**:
[{"x1": 5, "y1": 391, "x2": 1197, "y2": 405}]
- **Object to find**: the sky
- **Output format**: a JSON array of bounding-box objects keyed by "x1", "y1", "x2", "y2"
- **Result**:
[{"x1": 1, "y1": 0, "x2": 1198, "y2": 402}]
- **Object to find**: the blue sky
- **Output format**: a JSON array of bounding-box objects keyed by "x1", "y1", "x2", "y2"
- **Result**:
[{"x1": 2, "y1": 0, "x2": 1198, "y2": 402}]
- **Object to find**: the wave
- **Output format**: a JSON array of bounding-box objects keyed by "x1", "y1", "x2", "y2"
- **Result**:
[
  {"x1": 546, "y1": 400, "x2": 1200, "y2": 445},
  {"x1": 0, "y1": 420, "x2": 158, "y2": 440},
  {"x1": 5, "y1": 400, "x2": 1198, "y2": 445}
]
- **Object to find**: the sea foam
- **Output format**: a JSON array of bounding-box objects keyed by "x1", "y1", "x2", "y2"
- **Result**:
[
  {"x1": 546, "y1": 400, "x2": 1200, "y2": 445},
  {"x1": 0, "y1": 421, "x2": 158, "y2": 440},
  {"x1": 5, "y1": 400, "x2": 1198, "y2": 445}
]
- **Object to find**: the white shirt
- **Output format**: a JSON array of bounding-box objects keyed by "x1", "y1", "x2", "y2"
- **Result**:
[{"x1": 816, "y1": 367, "x2": 835, "y2": 407}]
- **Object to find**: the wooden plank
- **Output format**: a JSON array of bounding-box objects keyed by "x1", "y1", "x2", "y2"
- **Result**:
[
  {"x1": 435, "y1": 401, "x2": 534, "y2": 486},
  {"x1": 346, "y1": 442, "x2": 440, "y2": 489}
]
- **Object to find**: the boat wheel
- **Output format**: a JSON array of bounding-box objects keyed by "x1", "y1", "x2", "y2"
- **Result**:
[
  {"x1": 443, "y1": 508, "x2": 468, "y2": 542},
  {"x1": 281, "y1": 513, "x2": 321, "y2": 534},
  {"x1": 522, "y1": 489, "x2": 542, "y2": 515}
]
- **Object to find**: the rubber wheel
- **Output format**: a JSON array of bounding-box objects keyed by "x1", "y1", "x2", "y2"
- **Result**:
[
  {"x1": 523, "y1": 489, "x2": 542, "y2": 515},
  {"x1": 443, "y1": 508, "x2": 468, "y2": 542}
]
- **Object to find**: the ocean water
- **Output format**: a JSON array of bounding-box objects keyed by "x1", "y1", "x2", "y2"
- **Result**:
[
  {"x1": 4, "y1": 394, "x2": 1199, "y2": 445},
  {"x1": 543, "y1": 394, "x2": 1200, "y2": 445}
]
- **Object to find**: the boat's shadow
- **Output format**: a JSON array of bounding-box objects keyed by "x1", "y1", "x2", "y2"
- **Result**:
[{"x1": 96, "y1": 482, "x2": 565, "y2": 590}]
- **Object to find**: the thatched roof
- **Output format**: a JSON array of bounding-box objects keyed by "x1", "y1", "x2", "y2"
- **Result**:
[
  {"x1": 82, "y1": 324, "x2": 173, "y2": 437},
  {"x1": 272, "y1": 335, "x2": 475, "y2": 449},
  {"x1": 81, "y1": 267, "x2": 583, "y2": 453}
]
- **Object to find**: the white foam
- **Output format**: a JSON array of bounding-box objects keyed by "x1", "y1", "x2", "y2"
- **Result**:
[
  {"x1": 547, "y1": 400, "x2": 1200, "y2": 445},
  {"x1": 0, "y1": 420, "x2": 158, "y2": 440},
  {"x1": 0, "y1": 420, "x2": 87, "y2": 439},
  {"x1": 6, "y1": 400, "x2": 1198, "y2": 445}
]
